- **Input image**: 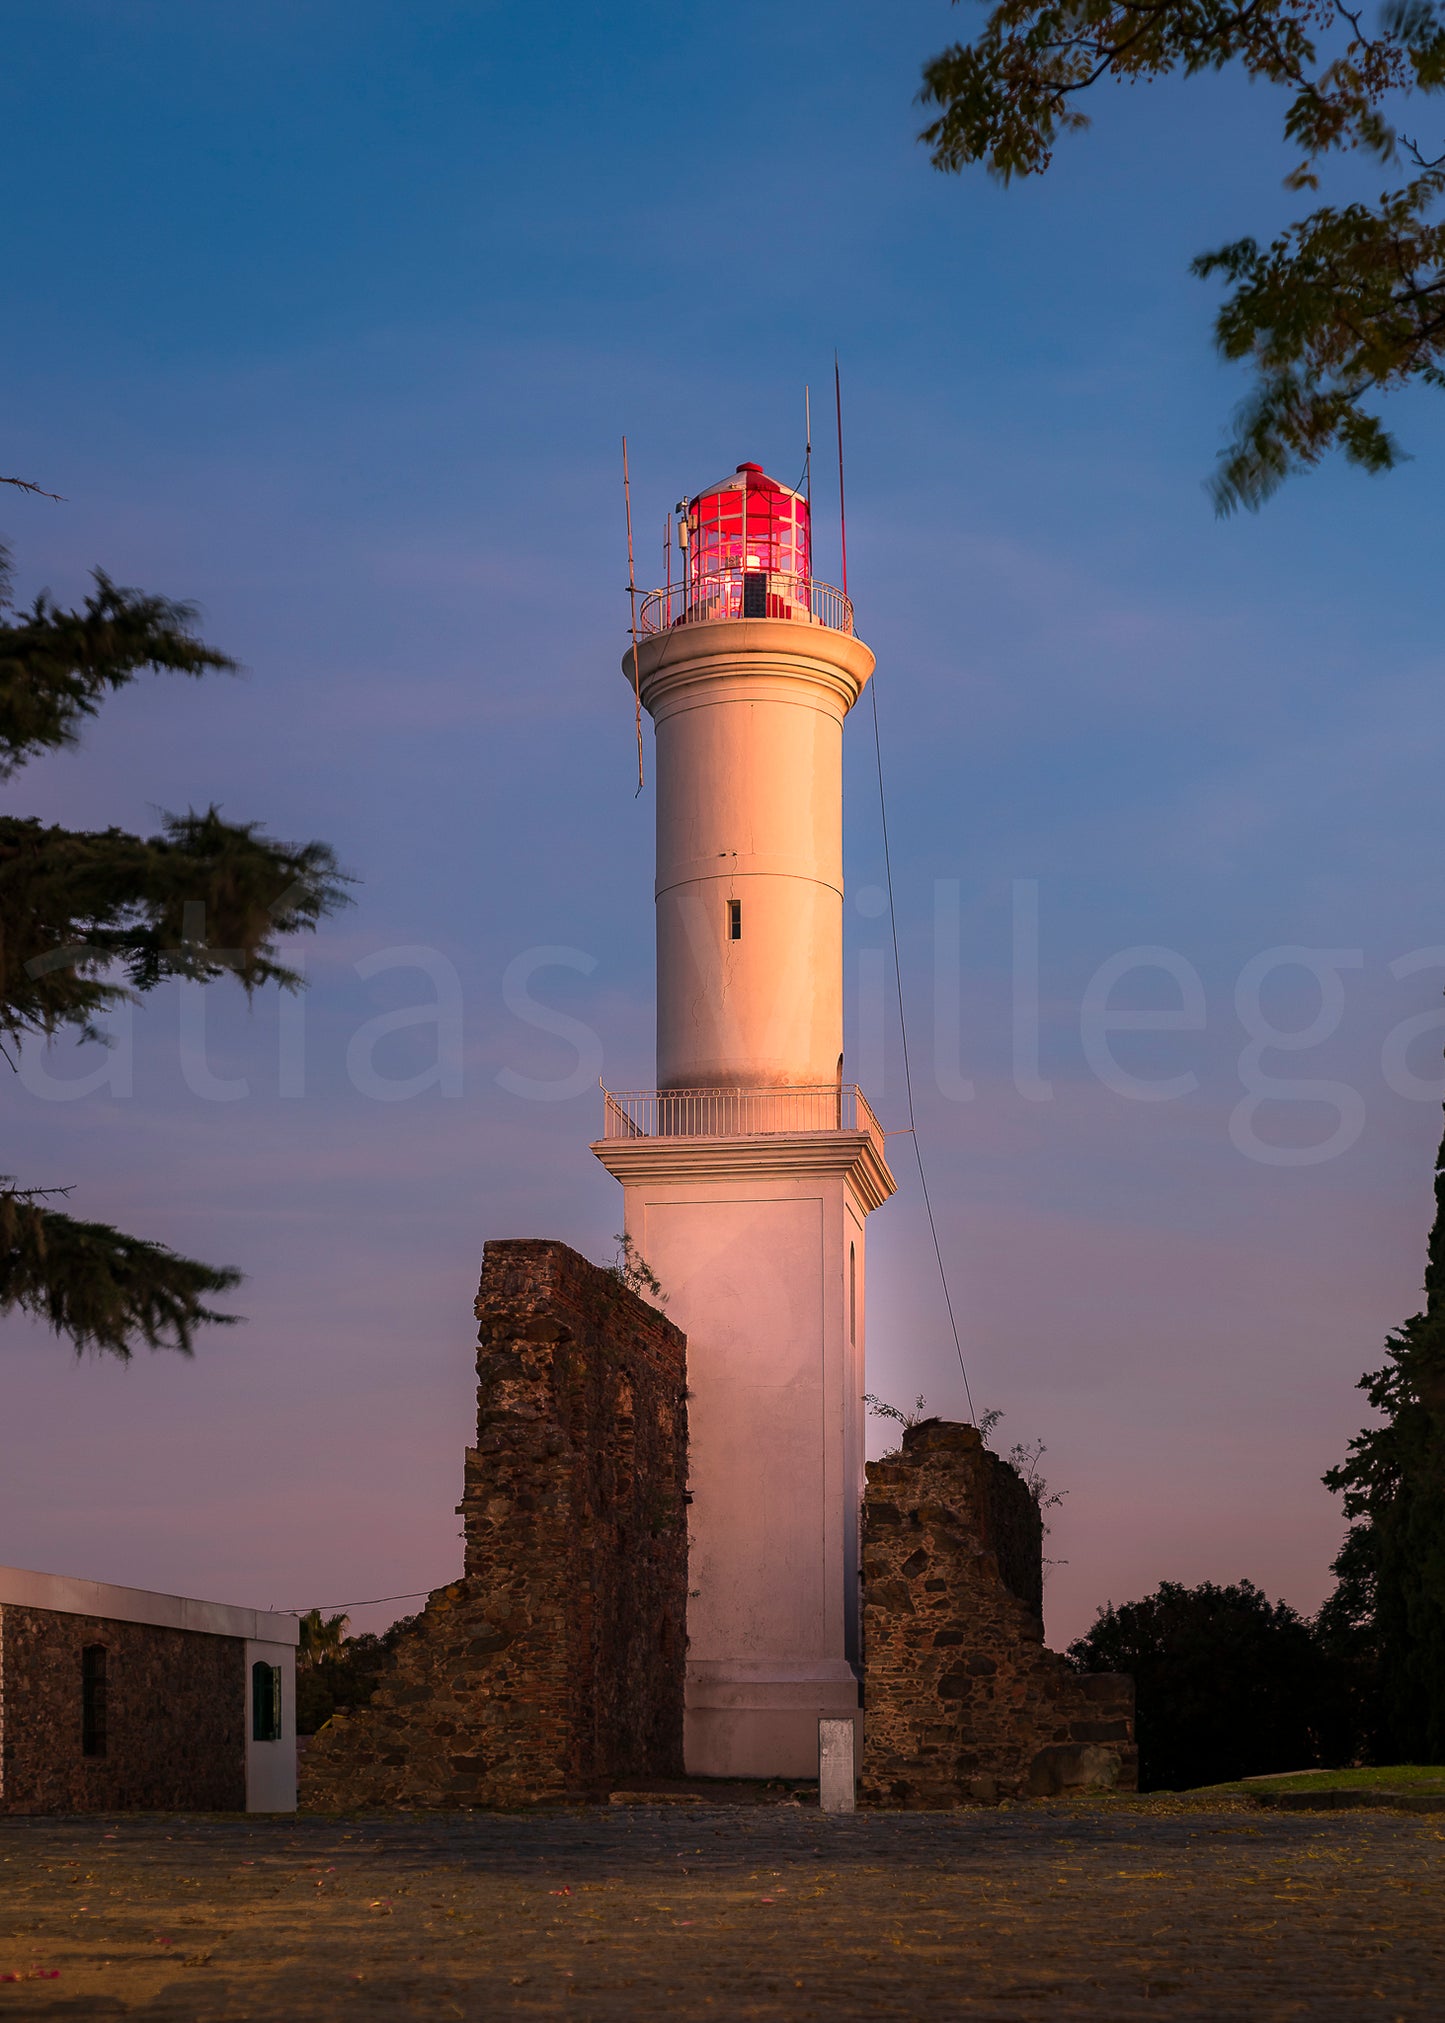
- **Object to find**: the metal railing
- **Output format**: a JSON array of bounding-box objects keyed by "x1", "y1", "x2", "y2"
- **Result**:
[
  {"x1": 601, "y1": 1083, "x2": 886, "y2": 1162},
  {"x1": 638, "y1": 571, "x2": 854, "y2": 638}
]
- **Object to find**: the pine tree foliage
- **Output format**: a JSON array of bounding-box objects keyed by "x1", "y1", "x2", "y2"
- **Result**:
[
  {"x1": 1323, "y1": 1116, "x2": 1445, "y2": 1760},
  {"x1": 918, "y1": 0, "x2": 1445, "y2": 510},
  {"x1": 0, "y1": 539, "x2": 350, "y2": 1360},
  {"x1": 0, "y1": 553, "x2": 235, "y2": 777},
  {"x1": 0, "y1": 810, "x2": 346, "y2": 1050},
  {"x1": 0, "y1": 1183, "x2": 241, "y2": 1358}
]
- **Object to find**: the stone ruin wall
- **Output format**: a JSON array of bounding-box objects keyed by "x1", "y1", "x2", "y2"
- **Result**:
[
  {"x1": 301, "y1": 1239, "x2": 688, "y2": 1809},
  {"x1": 302, "y1": 1245, "x2": 1133, "y2": 1812},
  {"x1": 861, "y1": 1420, "x2": 1136, "y2": 1806}
]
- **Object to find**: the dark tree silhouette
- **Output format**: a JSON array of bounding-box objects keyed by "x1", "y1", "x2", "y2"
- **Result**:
[
  {"x1": 1324, "y1": 1113, "x2": 1445, "y2": 1761},
  {"x1": 295, "y1": 1612, "x2": 422, "y2": 1736},
  {"x1": 1070, "y1": 1579, "x2": 1347, "y2": 1789},
  {"x1": 0, "y1": 540, "x2": 351, "y2": 1359}
]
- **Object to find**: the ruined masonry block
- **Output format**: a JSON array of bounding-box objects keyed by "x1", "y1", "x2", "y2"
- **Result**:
[
  {"x1": 300, "y1": 1240, "x2": 688, "y2": 1809},
  {"x1": 860, "y1": 1420, "x2": 1135, "y2": 1806}
]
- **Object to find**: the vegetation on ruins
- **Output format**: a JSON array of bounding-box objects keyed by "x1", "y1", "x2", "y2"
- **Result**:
[
  {"x1": 608, "y1": 1232, "x2": 667, "y2": 1305},
  {"x1": 863, "y1": 1391, "x2": 933, "y2": 1446},
  {"x1": 0, "y1": 526, "x2": 349, "y2": 1359},
  {"x1": 866, "y1": 1396, "x2": 1065, "y2": 1542},
  {"x1": 918, "y1": 0, "x2": 1445, "y2": 510}
]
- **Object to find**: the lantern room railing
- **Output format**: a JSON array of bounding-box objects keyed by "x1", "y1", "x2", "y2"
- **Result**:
[
  {"x1": 638, "y1": 571, "x2": 854, "y2": 638},
  {"x1": 600, "y1": 1083, "x2": 885, "y2": 1163}
]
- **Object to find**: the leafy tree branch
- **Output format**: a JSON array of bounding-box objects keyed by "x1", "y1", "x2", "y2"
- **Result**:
[{"x1": 919, "y1": 0, "x2": 1445, "y2": 507}]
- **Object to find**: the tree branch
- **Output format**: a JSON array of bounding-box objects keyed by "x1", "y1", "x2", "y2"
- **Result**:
[{"x1": 0, "y1": 475, "x2": 64, "y2": 501}]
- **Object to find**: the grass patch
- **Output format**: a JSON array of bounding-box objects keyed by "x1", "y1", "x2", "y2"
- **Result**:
[{"x1": 1187, "y1": 1765, "x2": 1445, "y2": 1796}]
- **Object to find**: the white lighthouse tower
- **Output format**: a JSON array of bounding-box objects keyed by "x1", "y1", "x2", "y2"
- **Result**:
[{"x1": 593, "y1": 460, "x2": 895, "y2": 1778}]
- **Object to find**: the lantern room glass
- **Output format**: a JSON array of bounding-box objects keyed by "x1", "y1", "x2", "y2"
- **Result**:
[{"x1": 681, "y1": 463, "x2": 811, "y2": 624}]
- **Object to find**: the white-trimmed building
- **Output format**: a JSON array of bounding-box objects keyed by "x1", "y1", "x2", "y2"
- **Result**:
[{"x1": 0, "y1": 1565, "x2": 297, "y2": 1814}]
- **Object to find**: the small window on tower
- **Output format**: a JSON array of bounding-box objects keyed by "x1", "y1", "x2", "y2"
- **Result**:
[{"x1": 728, "y1": 899, "x2": 742, "y2": 941}]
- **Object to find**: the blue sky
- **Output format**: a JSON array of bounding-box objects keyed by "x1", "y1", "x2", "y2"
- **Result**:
[{"x1": 4, "y1": 0, "x2": 1444, "y2": 1643}]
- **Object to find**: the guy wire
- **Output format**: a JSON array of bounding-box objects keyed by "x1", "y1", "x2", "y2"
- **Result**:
[
  {"x1": 868, "y1": 664, "x2": 977, "y2": 1425},
  {"x1": 621, "y1": 434, "x2": 645, "y2": 796}
]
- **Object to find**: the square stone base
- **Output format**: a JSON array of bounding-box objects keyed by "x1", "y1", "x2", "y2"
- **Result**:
[{"x1": 684, "y1": 1660, "x2": 862, "y2": 1780}]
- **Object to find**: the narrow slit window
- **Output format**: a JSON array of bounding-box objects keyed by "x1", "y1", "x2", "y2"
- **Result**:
[
  {"x1": 81, "y1": 1644, "x2": 107, "y2": 1758},
  {"x1": 728, "y1": 898, "x2": 742, "y2": 941},
  {"x1": 252, "y1": 1661, "x2": 282, "y2": 1743},
  {"x1": 849, "y1": 1243, "x2": 857, "y2": 1346}
]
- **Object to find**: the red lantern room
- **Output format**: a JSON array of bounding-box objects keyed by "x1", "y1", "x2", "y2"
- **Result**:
[
  {"x1": 642, "y1": 462, "x2": 852, "y2": 637},
  {"x1": 684, "y1": 461, "x2": 810, "y2": 618}
]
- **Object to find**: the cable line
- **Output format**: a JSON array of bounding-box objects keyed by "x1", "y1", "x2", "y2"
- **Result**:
[
  {"x1": 285, "y1": 1590, "x2": 432, "y2": 1616},
  {"x1": 867, "y1": 664, "x2": 978, "y2": 1425}
]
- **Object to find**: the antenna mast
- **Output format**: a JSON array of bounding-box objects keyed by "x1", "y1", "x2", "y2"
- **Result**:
[
  {"x1": 804, "y1": 384, "x2": 812, "y2": 580},
  {"x1": 834, "y1": 354, "x2": 848, "y2": 603},
  {"x1": 622, "y1": 435, "x2": 645, "y2": 796}
]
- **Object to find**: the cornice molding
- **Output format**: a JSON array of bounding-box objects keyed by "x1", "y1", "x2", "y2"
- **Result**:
[
  {"x1": 590, "y1": 1129, "x2": 897, "y2": 1214},
  {"x1": 622, "y1": 619, "x2": 876, "y2": 723}
]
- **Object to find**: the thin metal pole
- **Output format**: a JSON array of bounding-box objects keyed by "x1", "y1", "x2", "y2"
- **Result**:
[
  {"x1": 622, "y1": 435, "x2": 645, "y2": 796},
  {"x1": 834, "y1": 353, "x2": 848, "y2": 602},
  {"x1": 804, "y1": 382, "x2": 812, "y2": 588},
  {"x1": 740, "y1": 466, "x2": 748, "y2": 620}
]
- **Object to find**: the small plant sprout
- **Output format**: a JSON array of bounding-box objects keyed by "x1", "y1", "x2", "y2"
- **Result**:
[
  {"x1": 863, "y1": 1391, "x2": 930, "y2": 1430},
  {"x1": 609, "y1": 1233, "x2": 667, "y2": 1306},
  {"x1": 864, "y1": 1392, "x2": 932, "y2": 1456}
]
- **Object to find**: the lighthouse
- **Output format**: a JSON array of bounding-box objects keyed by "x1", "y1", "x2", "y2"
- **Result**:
[{"x1": 593, "y1": 460, "x2": 895, "y2": 1779}]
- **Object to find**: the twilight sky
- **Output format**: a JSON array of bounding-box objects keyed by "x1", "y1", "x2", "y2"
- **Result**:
[{"x1": 4, "y1": 0, "x2": 1444, "y2": 1646}]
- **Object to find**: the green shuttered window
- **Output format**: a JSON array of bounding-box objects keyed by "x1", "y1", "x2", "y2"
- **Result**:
[{"x1": 251, "y1": 1661, "x2": 282, "y2": 1742}]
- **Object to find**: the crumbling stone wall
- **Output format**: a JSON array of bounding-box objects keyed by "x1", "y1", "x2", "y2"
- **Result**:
[
  {"x1": 861, "y1": 1420, "x2": 1135, "y2": 1806},
  {"x1": 0, "y1": 1608, "x2": 246, "y2": 1815},
  {"x1": 302, "y1": 1239, "x2": 689, "y2": 1809}
]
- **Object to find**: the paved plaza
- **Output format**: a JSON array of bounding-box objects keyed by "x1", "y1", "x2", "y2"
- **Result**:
[{"x1": 1, "y1": 1797, "x2": 1441, "y2": 2019}]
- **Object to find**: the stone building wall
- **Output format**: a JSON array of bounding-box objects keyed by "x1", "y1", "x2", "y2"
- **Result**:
[
  {"x1": 302, "y1": 1239, "x2": 689, "y2": 1809},
  {"x1": 861, "y1": 1420, "x2": 1136, "y2": 1806},
  {"x1": 0, "y1": 1607, "x2": 246, "y2": 1814}
]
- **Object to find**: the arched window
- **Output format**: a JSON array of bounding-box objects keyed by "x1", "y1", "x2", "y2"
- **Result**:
[
  {"x1": 251, "y1": 1661, "x2": 282, "y2": 1743},
  {"x1": 81, "y1": 1645, "x2": 107, "y2": 1758},
  {"x1": 849, "y1": 1243, "x2": 857, "y2": 1347}
]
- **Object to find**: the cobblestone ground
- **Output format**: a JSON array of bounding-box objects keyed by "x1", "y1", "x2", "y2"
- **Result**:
[{"x1": 1, "y1": 1797, "x2": 1442, "y2": 2020}]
